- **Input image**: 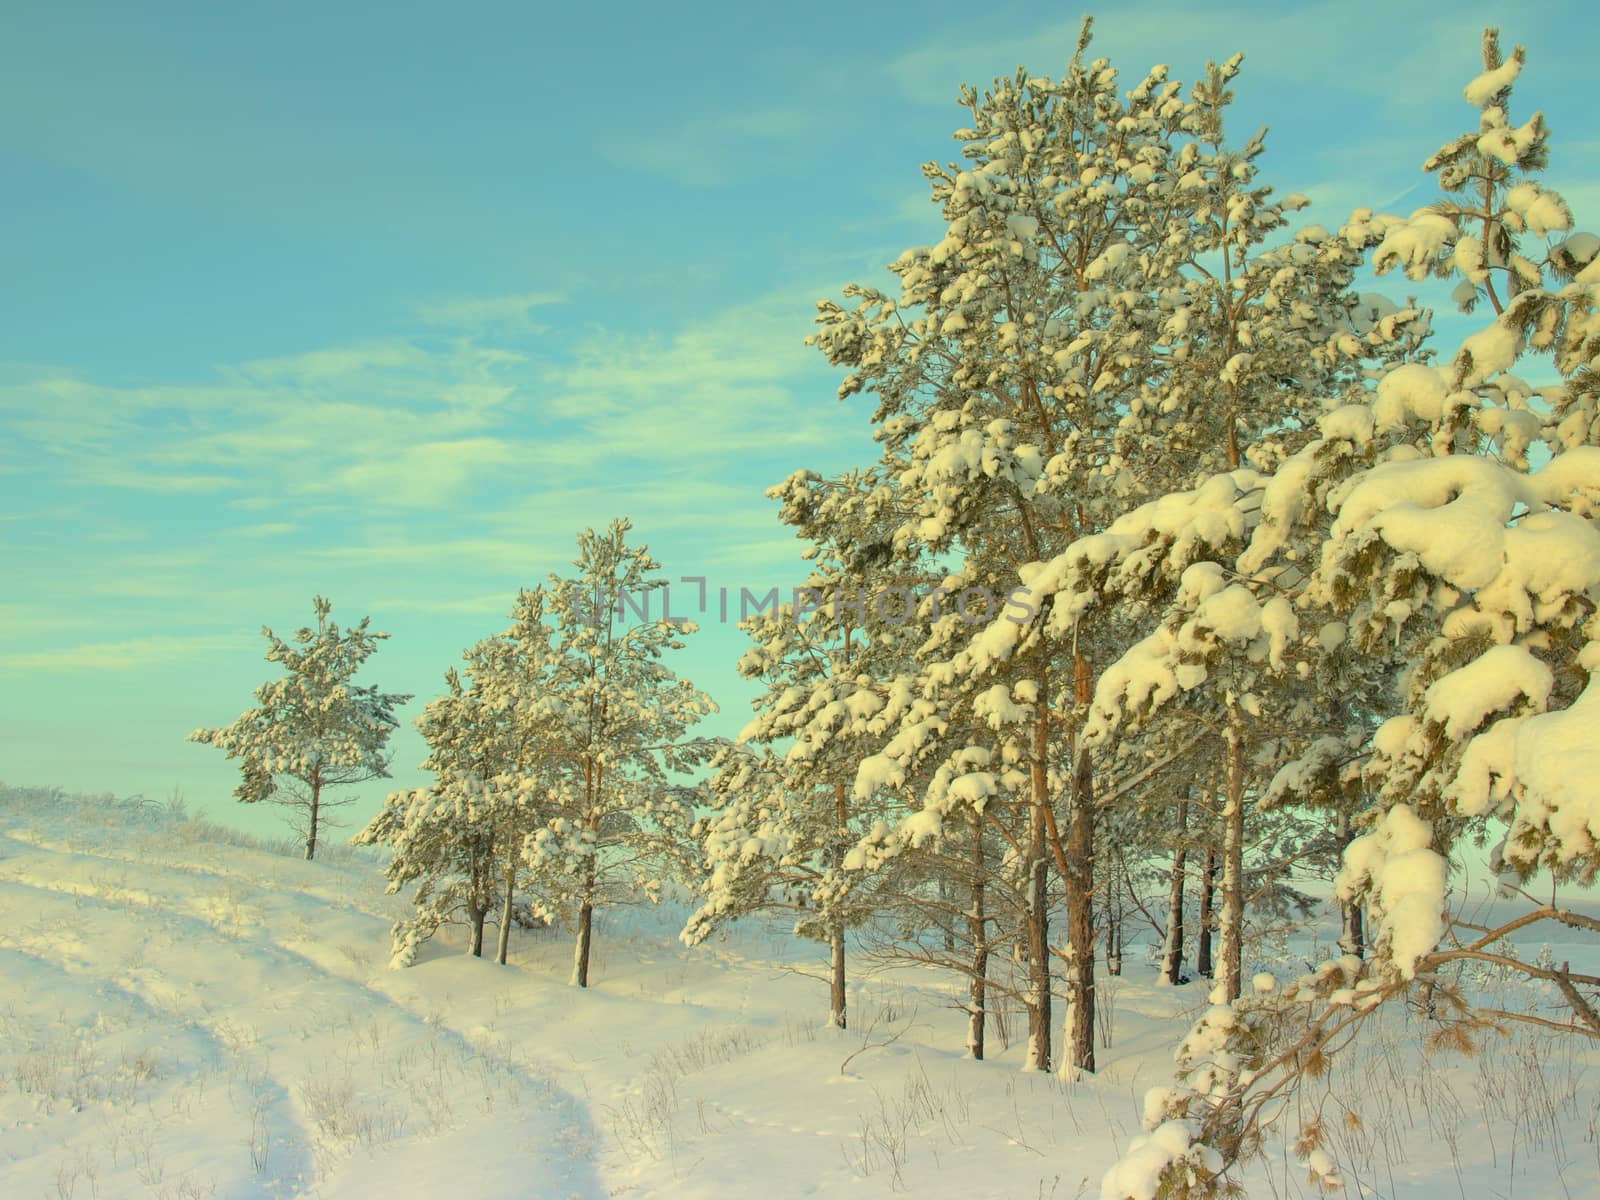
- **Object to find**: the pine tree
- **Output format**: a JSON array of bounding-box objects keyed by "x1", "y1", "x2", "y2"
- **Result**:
[
  {"x1": 357, "y1": 775, "x2": 533, "y2": 965},
  {"x1": 1104, "y1": 30, "x2": 1600, "y2": 1195},
  {"x1": 686, "y1": 469, "x2": 935, "y2": 1028},
  {"x1": 190, "y1": 596, "x2": 410, "y2": 860},
  {"x1": 354, "y1": 625, "x2": 557, "y2": 965},
  {"x1": 811, "y1": 21, "x2": 1405, "y2": 1075},
  {"x1": 524, "y1": 520, "x2": 717, "y2": 988},
  {"x1": 811, "y1": 21, "x2": 1187, "y2": 1074}
]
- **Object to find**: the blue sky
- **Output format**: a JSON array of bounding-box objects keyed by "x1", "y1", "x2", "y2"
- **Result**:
[{"x1": 1, "y1": 0, "x2": 1592, "y2": 838}]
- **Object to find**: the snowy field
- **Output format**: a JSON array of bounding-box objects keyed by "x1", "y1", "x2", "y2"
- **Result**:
[{"x1": 1, "y1": 784, "x2": 1596, "y2": 1200}]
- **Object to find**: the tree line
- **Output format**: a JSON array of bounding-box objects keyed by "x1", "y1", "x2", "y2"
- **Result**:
[{"x1": 190, "y1": 22, "x2": 1600, "y2": 1199}]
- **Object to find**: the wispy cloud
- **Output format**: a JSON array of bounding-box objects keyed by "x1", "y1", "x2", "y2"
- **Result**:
[
  {"x1": 3, "y1": 336, "x2": 534, "y2": 511},
  {"x1": 234, "y1": 340, "x2": 434, "y2": 382},
  {"x1": 0, "y1": 605, "x2": 99, "y2": 637},
  {"x1": 77, "y1": 466, "x2": 238, "y2": 493},
  {"x1": 415, "y1": 290, "x2": 563, "y2": 330},
  {"x1": 328, "y1": 437, "x2": 523, "y2": 508},
  {"x1": 539, "y1": 286, "x2": 855, "y2": 464},
  {"x1": 376, "y1": 592, "x2": 519, "y2": 617},
  {"x1": 2, "y1": 287, "x2": 868, "y2": 640},
  {"x1": 301, "y1": 535, "x2": 560, "y2": 573},
  {"x1": 0, "y1": 633, "x2": 251, "y2": 673},
  {"x1": 4, "y1": 283, "x2": 857, "y2": 538},
  {"x1": 604, "y1": 107, "x2": 824, "y2": 187}
]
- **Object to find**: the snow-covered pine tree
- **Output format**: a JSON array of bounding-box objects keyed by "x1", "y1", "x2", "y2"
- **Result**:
[
  {"x1": 811, "y1": 20, "x2": 1194, "y2": 1075},
  {"x1": 354, "y1": 625, "x2": 557, "y2": 965},
  {"x1": 482, "y1": 585, "x2": 570, "y2": 964},
  {"x1": 1079, "y1": 55, "x2": 1428, "y2": 1009},
  {"x1": 681, "y1": 742, "x2": 793, "y2": 936},
  {"x1": 189, "y1": 595, "x2": 411, "y2": 861},
  {"x1": 1288, "y1": 19, "x2": 1600, "y2": 1013},
  {"x1": 839, "y1": 650, "x2": 1052, "y2": 1064},
  {"x1": 686, "y1": 466, "x2": 946, "y2": 1029},
  {"x1": 358, "y1": 775, "x2": 528, "y2": 966},
  {"x1": 1103, "y1": 31, "x2": 1600, "y2": 1196},
  {"x1": 815, "y1": 22, "x2": 1406, "y2": 1076},
  {"x1": 522, "y1": 519, "x2": 717, "y2": 988},
  {"x1": 790, "y1": 475, "x2": 1042, "y2": 1056},
  {"x1": 687, "y1": 598, "x2": 871, "y2": 1024},
  {"x1": 1241, "y1": 24, "x2": 1600, "y2": 990},
  {"x1": 686, "y1": 741, "x2": 871, "y2": 1029}
]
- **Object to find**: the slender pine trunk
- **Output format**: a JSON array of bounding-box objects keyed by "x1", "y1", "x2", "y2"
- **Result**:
[
  {"x1": 305, "y1": 778, "x2": 321, "y2": 861},
  {"x1": 1025, "y1": 854, "x2": 1051, "y2": 1072},
  {"x1": 1197, "y1": 847, "x2": 1216, "y2": 978},
  {"x1": 1336, "y1": 812, "x2": 1365, "y2": 958},
  {"x1": 828, "y1": 925, "x2": 847, "y2": 1030},
  {"x1": 1218, "y1": 724, "x2": 1246, "y2": 1003},
  {"x1": 1104, "y1": 850, "x2": 1122, "y2": 978},
  {"x1": 497, "y1": 842, "x2": 516, "y2": 966},
  {"x1": 573, "y1": 763, "x2": 600, "y2": 988},
  {"x1": 1024, "y1": 720, "x2": 1062, "y2": 1075},
  {"x1": 1161, "y1": 798, "x2": 1189, "y2": 985},
  {"x1": 470, "y1": 907, "x2": 486, "y2": 958},
  {"x1": 1025, "y1": 711, "x2": 1052, "y2": 1072},
  {"x1": 967, "y1": 819, "x2": 989, "y2": 1061},
  {"x1": 1341, "y1": 900, "x2": 1365, "y2": 960},
  {"x1": 571, "y1": 899, "x2": 594, "y2": 986},
  {"x1": 826, "y1": 781, "x2": 849, "y2": 1028},
  {"x1": 1061, "y1": 743, "x2": 1096, "y2": 1078}
]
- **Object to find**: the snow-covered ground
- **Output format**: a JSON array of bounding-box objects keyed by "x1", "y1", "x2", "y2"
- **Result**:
[{"x1": 2, "y1": 785, "x2": 1596, "y2": 1200}]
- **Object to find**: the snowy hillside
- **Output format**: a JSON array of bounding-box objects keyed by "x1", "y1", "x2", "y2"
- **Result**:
[{"x1": 1, "y1": 784, "x2": 1595, "y2": 1199}]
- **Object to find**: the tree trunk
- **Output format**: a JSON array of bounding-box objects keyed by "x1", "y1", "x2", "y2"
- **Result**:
[
  {"x1": 305, "y1": 778, "x2": 321, "y2": 861},
  {"x1": 497, "y1": 843, "x2": 516, "y2": 967},
  {"x1": 1341, "y1": 900, "x2": 1365, "y2": 960},
  {"x1": 1061, "y1": 743, "x2": 1096, "y2": 1079},
  {"x1": 829, "y1": 923, "x2": 847, "y2": 1030},
  {"x1": 572, "y1": 761, "x2": 600, "y2": 989},
  {"x1": 828, "y1": 781, "x2": 848, "y2": 1029},
  {"x1": 1336, "y1": 812, "x2": 1365, "y2": 958},
  {"x1": 571, "y1": 899, "x2": 594, "y2": 987},
  {"x1": 469, "y1": 907, "x2": 486, "y2": 958},
  {"x1": 1197, "y1": 847, "x2": 1216, "y2": 978},
  {"x1": 1218, "y1": 726, "x2": 1246, "y2": 1003},
  {"x1": 1161, "y1": 798, "x2": 1189, "y2": 985},
  {"x1": 967, "y1": 819, "x2": 989, "y2": 1061},
  {"x1": 1105, "y1": 851, "x2": 1122, "y2": 978},
  {"x1": 1025, "y1": 855, "x2": 1051, "y2": 1072},
  {"x1": 1025, "y1": 712, "x2": 1052, "y2": 1073}
]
